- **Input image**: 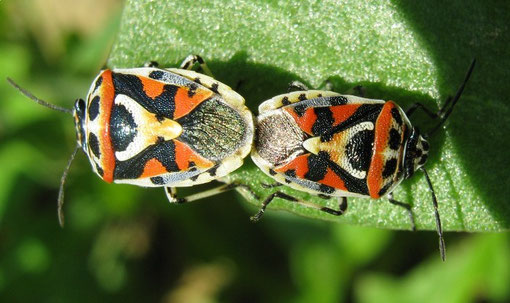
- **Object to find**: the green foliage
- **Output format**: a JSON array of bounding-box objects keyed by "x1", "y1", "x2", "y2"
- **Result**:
[
  {"x1": 356, "y1": 234, "x2": 510, "y2": 303},
  {"x1": 110, "y1": 0, "x2": 510, "y2": 232}
]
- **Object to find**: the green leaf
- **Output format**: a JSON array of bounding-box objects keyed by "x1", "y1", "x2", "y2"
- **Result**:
[
  {"x1": 355, "y1": 234, "x2": 510, "y2": 303},
  {"x1": 109, "y1": 0, "x2": 509, "y2": 232}
]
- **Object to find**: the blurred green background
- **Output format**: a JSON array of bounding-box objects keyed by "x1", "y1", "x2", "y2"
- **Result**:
[{"x1": 1, "y1": 0, "x2": 509, "y2": 302}]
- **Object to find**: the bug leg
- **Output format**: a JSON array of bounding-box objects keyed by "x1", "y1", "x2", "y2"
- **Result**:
[
  {"x1": 144, "y1": 61, "x2": 159, "y2": 68},
  {"x1": 407, "y1": 60, "x2": 475, "y2": 137},
  {"x1": 164, "y1": 181, "x2": 258, "y2": 204},
  {"x1": 261, "y1": 182, "x2": 283, "y2": 189},
  {"x1": 405, "y1": 102, "x2": 442, "y2": 119},
  {"x1": 344, "y1": 85, "x2": 365, "y2": 97},
  {"x1": 338, "y1": 196, "x2": 348, "y2": 212},
  {"x1": 235, "y1": 183, "x2": 260, "y2": 201},
  {"x1": 57, "y1": 145, "x2": 80, "y2": 227},
  {"x1": 388, "y1": 193, "x2": 417, "y2": 231},
  {"x1": 318, "y1": 79, "x2": 334, "y2": 91},
  {"x1": 250, "y1": 192, "x2": 348, "y2": 222},
  {"x1": 250, "y1": 191, "x2": 297, "y2": 222},
  {"x1": 287, "y1": 80, "x2": 309, "y2": 92},
  {"x1": 421, "y1": 167, "x2": 446, "y2": 261},
  {"x1": 179, "y1": 54, "x2": 214, "y2": 77},
  {"x1": 234, "y1": 79, "x2": 245, "y2": 91},
  {"x1": 353, "y1": 85, "x2": 366, "y2": 97},
  {"x1": 165, "y1": 187, "x2": 178, "y2": 202}
]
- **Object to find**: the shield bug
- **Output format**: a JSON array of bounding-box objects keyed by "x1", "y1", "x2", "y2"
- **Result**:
[
  {"x1": 7, "y1": 55, "x2": 254, "y2": 226},
  {"x1": 250, "y1": 60, "x2": 476, "y2": 260}
]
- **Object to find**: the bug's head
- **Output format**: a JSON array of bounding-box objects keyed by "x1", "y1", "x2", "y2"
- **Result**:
[
  {"x1": 403, "y1": 127, "x2": 429, "y2": 179},
  {"x1": 73, "y1": 98, "x2": 88, "y2": 150}
]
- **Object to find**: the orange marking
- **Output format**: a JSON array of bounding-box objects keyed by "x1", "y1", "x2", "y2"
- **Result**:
[
  {"x1": 173, "y1": 87, "x2": 213, "y2": 120},
  {"x1": 330, "y1": 104, "x2": 361, "y2": 126},
  {"x1": 367, "y1": 102, "x2": 395, "y2": 198},
  {"x1": 320, "y1": 168, "x2": 347, "y2": 191},
  {"x1": 285, "y1": 107, "x2": 317, "y2": 135},
  {"x1": 139, "y1": 76, "x2": 165, "y2": 99},
  {"x1": 98, "y1": 70, "x2": 116, "y2": 183},
  {"x1": 140, "y1": 158, "x2": 168, "y2": 178},
  {"x1": 275, "y1": 154, "x2": 309, "y2": 178},
  {"x1": 174, "y1": 140, "x2": 214, "y2": 171}
]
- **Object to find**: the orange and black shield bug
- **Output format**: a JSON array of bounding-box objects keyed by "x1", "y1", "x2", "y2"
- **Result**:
[
  {"x1": 250, "y1": 60, "x2": 476, "y2": 261},
  {"x1": 7, "y1": 55, "x2": 254, "y2": 226}
]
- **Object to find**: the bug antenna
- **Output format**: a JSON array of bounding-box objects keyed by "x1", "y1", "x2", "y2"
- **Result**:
[
  {"x1": 420, "y1": 167, "x2": 446, "y2": 261},
  {"x1": 427, "y1": 59, "x2": 476, "y2": 137},
  {"x1": 57, "y1": 145, "x2": 80, "y2": 227},
  {"x1": 6, "y1": 78, "x2": 73, "y2": 115}
]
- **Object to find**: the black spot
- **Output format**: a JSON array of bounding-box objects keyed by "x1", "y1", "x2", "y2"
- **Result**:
[
  {"x1": 194, "y1": 77, "x2": 202, "y2": 84},
  {"x1": 155, "y1": 113, "x2": 165, "y2": 122},
  {"x1": 95, "y1": 164, "x2": 104, "y2": 177},
  {"x1": 75, "y1": 98, "x2": 86, "y2": 116},
  {"x1": 146, "y1": 61, "x2": 159, "y2": 68},
  {"x1": 328, "y1": 96, "x2": 348, "y2": 105},
  {"x1": 211, "y1": 83, "x2": 219, "y2": 93},
  {"x1": 382, "y1": 158, "x2": 397, "y2": 178},
  {"x1": 345, "y1": 129, "x2": 374, "y2": 172},
  {"x1": 378, "y1": 183, "x2": 392, "y2": 197},
  {"x1": 149, "y1": 70, "x2": 164, "y2": 80},
  {"x1": 188, "y1": 83, "x2": 197, "y2": 97},
  {"x1": 298, "y1": 93, "x2": 307, "y2": 101},
  {"x1": 317, "y1": 94, "x2": 322, "y2": 97},
  {"x1": 313, "y1": 108, "x2": 334, "y2": 138},
  {"x1": 422, "y1": 140, "x2": 430, "y2": 151},
  {"x1": 282, "y1": 96, "x2": 291, "y2": 105},
  {"x1": 284, "y1": 178, "x2": 292, "y2": 184},
  {"x1": 391, "y1": 107, "x2": 403, "y2": 126},
  {"x1": 94, "y1": 76, "x2": 103, "y2": 92},
  {"x1": 305, "y1": 153, "x2": 329, "y2": 182},
  {"x1": 88, "y1": 133, "x2": 100, "y2": 158},
  {"x1": 208, "y1": 165, "x2": 219, "y2": 177},
  {"x1": 190, "y1": 174, "x2": 200, "y2": 182},
  {"x1": 88, "y1": 96, "x2": 100, "y2": 121},
  {"x1": 110, "y1": 104, "x2": 138, "y2": 152},
  {"x1": 269, "y1": 169, "x2": 277, "y2": 176},
  {"x1": 151, "y1": 176, "x2": 165, "y2": 185},
  {"x1": 284, "y1": 170, "x2": 297, "y2": 178},
  {"x1": 293, "y1": 104, "x2": 307, "y2": 117},
  {"x1": 389, "y1": 129, "x2": 401, "y2": 150},
  {"x1": 415, "y1": 148, "x2": 422, "y2": 158},
  {"x1": 319, "y1": 184, "x2": 335, "y2": 194}
]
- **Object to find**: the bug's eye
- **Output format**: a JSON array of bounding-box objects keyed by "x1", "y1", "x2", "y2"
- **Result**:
[{"x1": 75, "y1": 98, "x2": 86, "y2": 115}]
